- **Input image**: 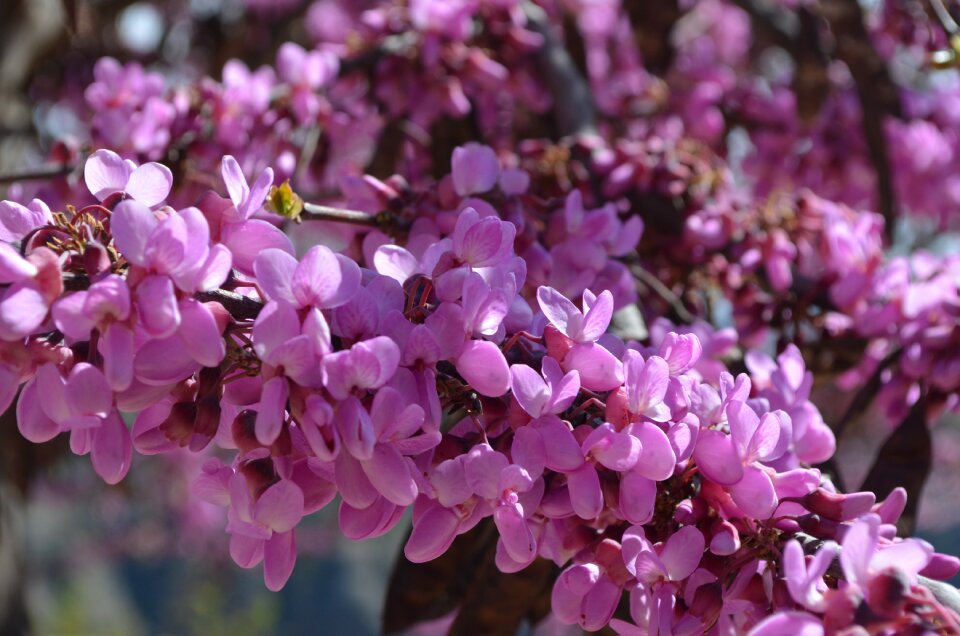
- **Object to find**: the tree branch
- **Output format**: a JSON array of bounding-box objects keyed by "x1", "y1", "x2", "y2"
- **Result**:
[
  {"x1": 817, "y1": 0, "x2": 902, "y2": 241},
  {"x1": 0, "y1": 161, "x2": 75, "y2": 184},
  {"x1": 522, "y1": 1, "x2": 596, "y2": 137}
]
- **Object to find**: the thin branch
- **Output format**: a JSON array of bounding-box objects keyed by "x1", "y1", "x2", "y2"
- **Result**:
[
  {"x1": 196, "y1": 289, "x2": 263, "y2": 321},
  {"x1": 631, "y1": 264, "x2": 696, "y2": 324},
  {"x1": 729, "y1": 0, "x2": 800, "y2": 47},
  {"x1": 522, "y1": 1, "x2": 596, "y2": 137},
  {"x1": 832, "y1": 347, "x2": 899, "y2": 437},
  {"x1": 0, "y1": 162, "x2": 75, "y2": 184},
  {"x1": 817, "y1": 0, "x2": 902, "y2": 241},
  {"x1": 300, "y1": 202, "x2": 411, "y2": 234},
  {"x1": 338, "y1": 32, "x2": 417, "y2": 76}
]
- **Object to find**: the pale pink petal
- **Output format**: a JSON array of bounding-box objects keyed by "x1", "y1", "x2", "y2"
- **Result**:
[
  {"x1": 222, "y1": 219, "x2": 294, "y2": 275},
  {"x1": 579, "y1": 290, "x2": 613, "y2": 341},
  {"x1": 0, "y1": 242, "x2": 37, "y2": 283},
  {"x1": 552, "y1": 564, "x2": 600, "y2": 624},
  {"x1": 0, "y1": 283, "x2": 48, "y2": 340},
  {"x1": 373, "y1": 245, "x2": 418, "y2": 283},
  {"x1": 710, "y1": 520, "x2": 741, "y2": 556},
  {"x1": 567, "y1": 464, "x2": 603, "y2": 520},
  {"x1": 243, "y1": 167, "x2": 274, "y2": 220},
  {"x1": 543, "y1": 357, "x2": 580, "y2": 413},
  {"x1": 511, "y1": 426, "x2": 546, "y2": 478},
  {"x1": 727, "y1": 400, "x2": 760, "y2": 460},
  {"x1": 84, "y1": 149, "x2": 133, "y2": 200},
  {"x1": 585, "y1": 424, "x2": 641, "y2": 471},
  {"x1": 660, "y1": 525, "x2": 705, "y2": 581},
  {"x1": 451, "y1": 143, "x2": 499, "y2": 196},
  {"x1": 221, "y1": 155, "x2": 250, "y2": 212},
  {"x1": 631, "y1": 423, "x2": 677, "y2": 481},
  {"x1": 176, "y1": 299, "x2": 226, "y2": 367},
  {"x1": 52, "y1": 292, "x2": 93, "y2": 341},
  {"x1": 252, "y1": 299, "x2": 301, "y2": 360},
  {"x1": 125, "y1": 162, "x2": 173, "y2": 207},
  {"x1": 536, "y1": 416, "x2": 584, "y2": 471},
  {"x1": 339, "y1": 498, "x2": 404, "y2": 540},
  {"x1": 692, "y1": 429, "x2": 744, "y2": 485},
  {"x1": 563, "y1": 342, "x2": 623, "y2": 392},
  {"x1": 456, "y1": 340, "x2": 510, "y2": 397},
  {"x1": 36, "y1": 363, "x2": 71, "y2": 423},
  {"x1": 335, "y1": 451, "x2": 379, "y2": 508},
  {"x1": 464, "y1": 444, "x2": 510, "y2": 499},
  {"x1": 457, "y1": 217, "x2": 506, "y2": 266},
  {"x1": 581, "y1": 577, "x2": 621, "y2": 631},
  {"x1": 537, "y1": 286, "x2": 583, "y2": 338},
  {"x1": 229, "y1": 533, "x2": 265, "y2": 569},
  {"x1": 85, "y1": 274, "x2": 131, "y2": 321},
  {"x1": 510, "y1": 363, "x2": 549, "y2": 418},
  {"x1": 143, "y1": 213, "x2": 187, "y2": 273},
  {"x1": 335, "y1": 397, "x2": 376, "y2": 460},
  {"x1": 254, "y1": 480, "x2": 304, "y2": 533},
  {"x1": 91, "y1": 411, "x2": 132, "y2": 484},
  {"x1": 136, "y1": 275, "x2": 180, "y2": 338},
  {"x1": 16, "y1": 378, "x2": 60, "y2": 442},
  {"x1": 404, "y1": 504, "x2": 460, "y2": 563},
  {"x1": 255, "y1": 376, "x2": 289, "y2": 446},
  {"x1": 110, "y1": 200, "x2": 157, "y2": 266},
  {"x1": 620, "y1": 471, "x2": 657, "y2": 524},
  {"x1": 194, "y1": 244, "x2": 232, "y2": 292},
  {"x1": 0, "y1": 200, "x2": 51, "y2": 242},
  {"x1": 870, "y1": 539, "x2": 932, "y2": 580},
  {"x1": 292, "y1": 247, "x2": 361, "y2": 309},
  {"x1": 361, "y1": 443, "x2": 417, "y2": 506},
  {"x1": 133, "y1": 336, "x2": 200, "y2": 385},
  {"x1": 302, "y1": 307, "x2": 333, "y2": 357},
  {"x1": 728, "y1": 466, "x2": 778, "y2": 519},
  {"x1": 263, "y1": 530, "x2": 296, "y2": 592},
  {"x1": 494, "y1": 503, "x2": 536, "y2": 563},
  {"x1": 747, "y1": 412, "x2": 786, "y2": 463},
  {"x1": 66, "y1": 363, "x2": 111, "y2": 417}
]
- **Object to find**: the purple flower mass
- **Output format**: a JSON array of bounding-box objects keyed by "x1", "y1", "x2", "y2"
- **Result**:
[{"x1": 3, "y1": 0, "x2": 960, "y2": 633}]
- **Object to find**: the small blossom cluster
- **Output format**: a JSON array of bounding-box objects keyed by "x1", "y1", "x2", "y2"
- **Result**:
[{"x1": 2, "y1": 147, "x2": 959, "y2": 633}]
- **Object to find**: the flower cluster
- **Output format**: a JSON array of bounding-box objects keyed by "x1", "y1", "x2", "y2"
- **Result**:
[{"x1": 2, "y1": 146, "x2": 959, "y2": 634}]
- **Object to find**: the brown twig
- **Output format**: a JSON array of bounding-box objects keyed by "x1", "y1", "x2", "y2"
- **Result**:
[
  {"x1": 816, "y1": 0, "x2": 902, "y2": 241},
  {"x1": 196, "y1": 289, "x2": 263, "y2": 321},
  {"x1": 522, "y1": 1, "x2": 597, "y2": 137},
  {"x1": 622, "y1": 0, "x2": 684, "y2": 74},
  {"x1": 300, "y1": 202, "x2": 411, "y2": 235},
  {"x1": 631, "y1": 264, "x2": 696, "y2": 324},
  {"x1": 0, "y1": 162, "x2": 75, "y2": 184}
]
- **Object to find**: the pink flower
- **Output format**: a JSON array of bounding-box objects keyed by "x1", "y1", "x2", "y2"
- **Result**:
[
  {"x1": 84, "y1": 149, "x2": 173, "y2": 207},
  {"x1": 0, "y1": 199, "x2": 52, "y2": 242},
  {"x1": 208, "y1": 156, "x2": 293, "y2": 274},
  {"x1": 509, "y1": 356, "x2": 580, "y2": 419},
  {"x1": 0, "y1": 246, "x2": 61, "y2": 341},
  {"x1": 538, "y1": 286, "x2": 623, "y2": 391},
  {"x1": 451, "y1": 143, "x2": 499, "y2": 196},
  {"x1": 254, "y1": 244, "x2": 361, "y2": 310},
  {"x1": 693, "y1": 400, "x2": 792, "y2": 519}
]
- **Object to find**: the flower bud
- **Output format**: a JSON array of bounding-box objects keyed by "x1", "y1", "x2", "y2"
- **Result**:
[
  {"x1": 709, "y1": 520, "x2": 740, "y2": 556},
  {"x1": 674, "y1": 497, "x2": 707, "y2": 525},
  {"x1": 802, "y1": 488, "x2": 876, "y2": 521},
  {"x1": 160, "y1": 401, "x2": 198, "y2": 447},
  {"x1": 83, "y1": 241, "x2": 112, "y2": 277}
]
